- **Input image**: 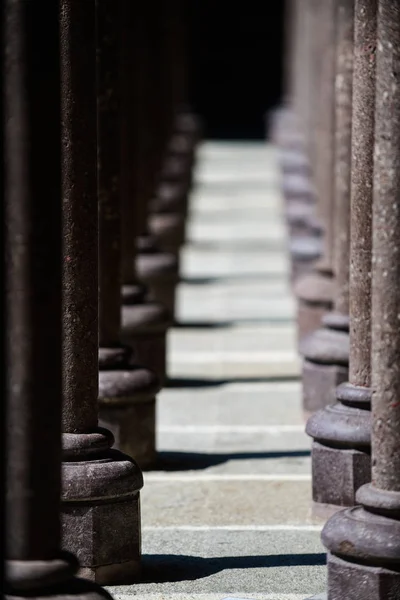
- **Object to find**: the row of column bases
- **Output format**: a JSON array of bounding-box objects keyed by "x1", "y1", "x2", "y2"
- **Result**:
[
  {"x1": 3, "y1": 1, "x2": 202, "y2": 598},
  {"x1": 271, "y1": 0, "x2": 400, "y2": 598}
]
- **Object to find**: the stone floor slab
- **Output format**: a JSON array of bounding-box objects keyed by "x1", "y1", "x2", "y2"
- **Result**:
[
  {"x1": 157, "y1": 382, "x2": 304, "y2": 427},
  {"x1": 141, "y1": 480, "x2": 323, "y2": 527},
  {"x1": 157, "y1": 429, "x2": 310, "y2": 454},
  {"x1": 167, "y1": 353, "x2": 300, "y2": 380},
  {"x1": 107, "y1": 529, "x2": 326, "y2": 596},
  {"x1": 169, "y1": 326, "x2": 297, "y2": 354},
  {"x1": 111, "y1": 141, "x2": 327, "y2": 599},
  {"x1": 181, "y1": 249, "x2": 289, "y2": 280}
]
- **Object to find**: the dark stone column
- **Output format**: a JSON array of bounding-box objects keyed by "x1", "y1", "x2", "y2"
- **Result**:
[
  {"x1": 301, "y1": 0, "x2": 354, "y2": 414},
  {"x1": 95, "y1": 0, "x2": 161, "y2": 468},
  {"x1": 322, "y1": 6, "x2": 400, "y2": 594},
  {"x1": 4, "y1": 2, "x2": 111, "y2": 597},
  {"x1": 294, "y1": 0, "x2": 337, "y2": 341},
  {"x1": 133, "y1": 3, "x2": 180, "y2": 319},
  {"x1": 150, "y1": 0, "x2": 194, "y2": 256},
  {"x1": 119, "y1": 0, "x2": 171, "y2": 384},
  {"x1": 60, "y1": 0, "x2": 145, "y2": 584},
  {"x1": 306, "y1": 0, "x2": 376, "y2": 510}
]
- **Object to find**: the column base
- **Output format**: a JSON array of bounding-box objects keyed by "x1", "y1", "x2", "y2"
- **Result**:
[
  {"x1": 121, "y1": 301, "x2": 171, "y2": 384},
  {"x1": 301, "y1": 325, "x2": 349, "y2": 412},
  {"x1": 63, "y1": 494, "x2": 141, "y2": 585},
  {"x1": 289, "y1": 236, "x2": 322, "y2": 284},
  {"x1": 99, "y1": 398, "x2": 156, "y2": 469},
  {"x1": 311, "y1": 441, "x2": 371, "y2": 507},
  {"x1": 322, "y1": 491, "x2": 400, "y2": 599},
  {"x1": 303, "y1": 359, "x2": 348, "y2": 412},
  {"x1": 150, "y1": 180, "x2": 189, "y2": 216},
  {"x1": 62, "y1": 439, "x2": 143, "y2": 586},
  {"x1": 149, "y1": 212, "x2": 186, "y2": 256},
  {"x1": 136, "y1": 237, "x2": 179, "y2": 317},
  {"x1": 98, "y1": 358, "x2": 160, "y2": 468},
  {"x1": 327, "y1": 553, "x2": 400, "y2": 600},
  {"x1": 306, "y1": 383, "x2": 371, "y2": 506},
  {"x1": 78, "y1": 556, "x2": 141, "y2": 586},
  {"x1": 294, "y1": 271, "x2": 334, "y2": 342}
]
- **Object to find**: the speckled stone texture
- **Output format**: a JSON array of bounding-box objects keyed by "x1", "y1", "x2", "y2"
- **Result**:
[
  {"x1": 119, "y1": 4, "x2": 171, "y2": 389},
  {"x1": 305, "y1": 0, "x2": 376, "y2": 511},
  {"x1": 121, "y1": 302, "x2": 170, "y2": 384},
  {"x1": 302, "y1": 360, "x2": 348, "y2": 413},
  {"x1": 311, "y1": 442, "x2": 370, "y2": 507},
  {"x1": 321, "y1": 3, "x2": 400, "y2": 596},
  {"x1": 60, "y1": 1, "x2": 143, "y2": 584},
  {"x1": 327, "y1": 554, "x2": 400, "y2": 600},
  {"x1": 295, "y1": 271, "x2": 334, "y2": 343},
  {"x1": 4, "y1": 3, "x2": 111, "y2": 597},
  {"x1": 136, "y1": 240, "x2": 179, "y2": 317}
]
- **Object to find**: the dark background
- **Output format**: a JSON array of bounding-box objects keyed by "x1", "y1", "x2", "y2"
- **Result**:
[{"x1": 187, "y1": 2, "x2": 286, "y2": 140}]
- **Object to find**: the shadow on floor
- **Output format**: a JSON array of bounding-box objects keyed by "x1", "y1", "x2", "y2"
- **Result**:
[
  {"x1": 165, "y1": 375, "x2": 300, "y2": 389},
  {"x1": 173, "y1": 320, "x2": 233, "y2": 329},
  {"x1": 173, "y1": 316, "x2": 295, "y2": 328},
  {"x1": 140, "y1": 553, "x2": 326, "y2": 583},
  {"x1": 194, "y1": 180, "x2": 278, "y2": 191},
  {"x1": 186, "y1": 240, "x2": 286, "y2": 253},
  {"x1": 153, "y1": 450, "x2": 310, "y2": 471},
  {"x1": 181, "y1": 272, "x2": 288, "y2": 285}
]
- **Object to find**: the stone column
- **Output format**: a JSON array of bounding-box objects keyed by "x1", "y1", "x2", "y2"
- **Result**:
[
  {"x1": 285, "y1": 0, "x2": 323, "y2": 283},
  {"x1": 273, "y1": 0, "x2": 307, "y2": 152},
  {"x1": 301, "y1": 0, "x2": 354, "y2": 414},
  {"x1": 306, "y1": 0, "x2": 376, "y2": 509},
  {"x1": 120, "y1": 0, "x2": 171, "y2": 384},
  {"x1": 134, "y1": 3, "x2": 180, "y2": 319},
  {"x1": 150, "y1": 0, "x2": 194, "y2": 255},
  {"x1": 4, "y1": 2, "x2": 111, "y2": 597},
  {"x1": 59, "y1": 0, "x2": 144, "y2": 584},
  {"x1": 294, "y1": 0, "x2": 337, "y2": 341},
  {"x1": 95, "y1": 0, "x2": 161, "y2": 467},
  {"x1": 322, "y1": 4, "x2": 400, "y2": 594},
  {"x1": 269, "y1": 0, "x2": 297, "y2": 144}
]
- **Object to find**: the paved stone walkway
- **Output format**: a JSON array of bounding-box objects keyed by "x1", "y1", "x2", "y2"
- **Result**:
[{"x1": 110, "y1": 142, "x2": 326, "y2": 600}]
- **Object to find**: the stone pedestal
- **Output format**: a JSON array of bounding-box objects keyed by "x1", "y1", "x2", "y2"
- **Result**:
[{"x1": 295, "y1": 269, "x2": 334, "y2": 342}]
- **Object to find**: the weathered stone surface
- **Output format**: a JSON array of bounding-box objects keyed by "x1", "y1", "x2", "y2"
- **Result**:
[
  {"x1": 108, "y1": 529, "x2": 326, "y2": 597},
  {"x1": 327, "y1": 554, "x2": 400, "y2": 600},
  {"x1": 302, "y1": 360, "x2": 348, "y2": 413},
  {"x1": 311, "y1": 442, "x2": 370, "y2": 507}
]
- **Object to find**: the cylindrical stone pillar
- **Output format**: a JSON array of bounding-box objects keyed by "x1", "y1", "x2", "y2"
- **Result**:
[
  {"x1": 95, "y1": 0, "x2": 161, "y2": 468},
  {"x1": 4, "y1": 2, "x2": 111, "y2": 597},
  {"x1": 274, "y1": 0, "x2": 308, "y2": 153},
  {"x1": 285, "y1": 0, "x2": 323, "y2": 283},
  {"x1": 322, "y1": 4, "x2": 400, "y2": 594},
  {"x1": 134, "y1": 3, "x2": 180, "y2": 319},
  {"x1": 301, "y1": 0, "x2": 354, "y2": 414},
  {"x1": 59, "y1": 0, "x2": 144, "y2": 584},
  {"x1": 120, "y1": 0, "x2": 171, "y2": 384},
  {"x1": 306, "y1": 0, "x2": 376, "y2": 510},
  {"x1": 150, "y1": 0, "x2": 193, "y2": 254},
  {"x1": 294, "y1": 0, "x2": 337, "y2": 341}
]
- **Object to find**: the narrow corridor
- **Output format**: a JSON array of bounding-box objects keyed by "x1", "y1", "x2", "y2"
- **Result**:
[{"x1": 110, "y1": 142, "x2": 327, "y2": 599}]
